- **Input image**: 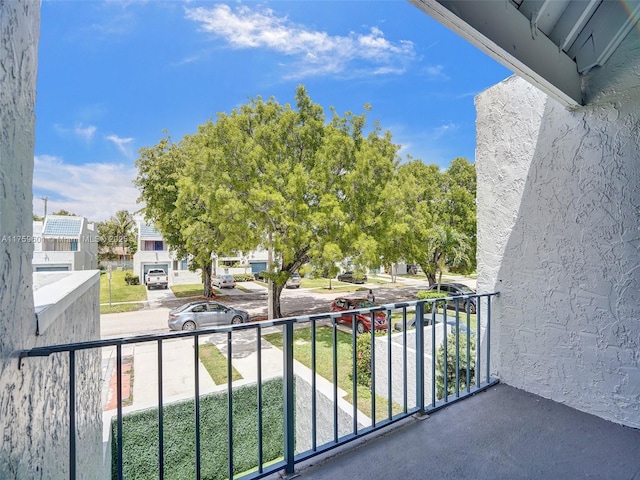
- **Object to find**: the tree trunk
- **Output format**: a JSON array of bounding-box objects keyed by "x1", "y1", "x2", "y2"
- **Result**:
[
  {"x1": 269, "y1": 281, "x2": 284, "y2": 318},
  {"x1": 420, "y1": 263, "x2": 437, "y2": 286},
  {"x1": 202, "y1": 262, "x2": 214, "y2": 298}
]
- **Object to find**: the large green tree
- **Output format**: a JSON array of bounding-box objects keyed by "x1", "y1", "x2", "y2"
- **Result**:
[
  {"x1": 167, "y1": 86, "x2": 398, "y2": 318},
  {"x1": 135, "y1": 135, "x2": 219, "y2": 298},
  {"x1": 384, "y1": 157, "x2": 475, "y2": 285}
]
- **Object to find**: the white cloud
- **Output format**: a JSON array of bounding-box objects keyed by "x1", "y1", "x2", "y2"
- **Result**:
[
  {"x1": 423, "y1": 64, "x2": 447, "y2": 80},
  {"x1": 105, "y1": 134, "x2": 135, "y2": 157},
  {"x1": 54, "y1": 123, "x2": 98, "y2": 142},
  {"x1": 432, "y1": 122, "x2": 459, "y2": 139},
  {"x1": 74, "y1": 124, "x2": 97, "y2": 141},
  {"x1": 185, "y1": 4, "x2": 416, "y2": 78},
  {"x1": 33, "y1": 155, "x2": 140, "y2": 221}
]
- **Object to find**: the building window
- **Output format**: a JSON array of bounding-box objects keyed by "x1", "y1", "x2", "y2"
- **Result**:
[
  {"x1": 42, "y1": 238, "x2": 78, "y2": 252},
  {"x1": 144, "y1": 240, "x2": 165, "y2": 251}
]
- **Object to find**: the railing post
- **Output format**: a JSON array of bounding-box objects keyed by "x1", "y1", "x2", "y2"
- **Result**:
[
  {"x1": 283, "y1": 321, "x2": 295, "y2": 475},
  {"x1": 415, "y1": 301, "x2": 425, "y2": 413},
  {"x1": 69, "y1": 350, "x2": 76, "y2": 480}
]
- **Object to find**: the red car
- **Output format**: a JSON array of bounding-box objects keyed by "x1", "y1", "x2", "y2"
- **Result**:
[{"x1": 330, "y1": 297, "x2": 388, "y2": 334}]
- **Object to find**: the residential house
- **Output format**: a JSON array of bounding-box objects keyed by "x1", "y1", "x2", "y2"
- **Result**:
[
  {"x1": 214, "y1": 247, "x2": 270, "y2": 277},
  {"x1": 32, "y1": 215, "x2": 98, "y2": 272},
  {"x1": 131, "y1": 221, "x2": 200, "y2": 285},
  {"x1": 133, "y1": 221, "x2": 270, "y2": 283}
]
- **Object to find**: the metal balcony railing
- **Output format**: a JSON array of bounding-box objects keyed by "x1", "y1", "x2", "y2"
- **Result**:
[{"x1": 19, "y1": 292, "x2": 499, "y2": 480}]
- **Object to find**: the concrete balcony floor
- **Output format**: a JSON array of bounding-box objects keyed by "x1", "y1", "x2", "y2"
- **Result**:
[{"x1": 290, "y1": 383, "x2": 640, "y2": 480}]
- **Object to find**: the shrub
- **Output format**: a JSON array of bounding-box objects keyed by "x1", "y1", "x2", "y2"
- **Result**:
[
  {"x1": 232, "y1": 273, "x2": 255, "y2": 282},
  {"x1": 353, "y1": 334, "x2": 372, "y2": 387},
  {"x1": 124, "y1": 271, "x2": 140, "y2": 285},
  {"x1": 416, "y1": 290, "x2": 447, "y2": 312},
  {"x1": 435, "y1": 332, "x2": 476, "y2": 399}
]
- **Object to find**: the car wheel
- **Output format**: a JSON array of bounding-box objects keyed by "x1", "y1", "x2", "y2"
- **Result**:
[
  {"x1": 468, "y1": 302, "x2": 477, "y2": 314},
  {"x1": 182, "y1": 321, "x2": 196, "y2": 331},
  {"x1": 231, "y1": 316, "x2": 243, "y2": 325},
  {"x1": 356, "y1": 321, "x2": 366, "y2": 335}
]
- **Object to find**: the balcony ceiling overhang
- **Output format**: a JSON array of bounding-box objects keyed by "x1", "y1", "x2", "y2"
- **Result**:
[{"x1": 409, "y1": 0, "x2": 640, "y2": 107}]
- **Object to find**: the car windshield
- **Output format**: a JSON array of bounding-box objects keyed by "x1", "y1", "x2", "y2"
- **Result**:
[
  {"x1": 355, "y1": 300, "x2": 374, "y2": 308},
  {"x1": 221, "y1": 275, "x2": 233, "y2": 280},
  {"x1": 455, "y1": 284, "x2": 475, "y2": 293}
]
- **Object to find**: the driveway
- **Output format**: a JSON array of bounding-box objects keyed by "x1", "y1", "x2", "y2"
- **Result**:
[{"x1": 145, "y1": 284, "x2": 178, "y2": 308}]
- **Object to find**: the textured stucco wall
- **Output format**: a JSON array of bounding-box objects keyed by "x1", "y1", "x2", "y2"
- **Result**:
[
  {"x1": 295, "y1": 371, "x2": 367, "y2": 453},
  {"x1": 0, "y1": 0, "x2": 38, "y2": 352},
  {"x1": 476, "y1": 73, "x2": 640, "y2": 427},
  {"x1": 0, "y1": 2, "x2": 106, "y2": 478}
]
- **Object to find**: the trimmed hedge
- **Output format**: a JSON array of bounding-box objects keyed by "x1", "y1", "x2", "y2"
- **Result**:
[
  {"x1": 112, "y1": 379, "x2": 286, "y2": 480},
  {"x1": 416, "y1": 290, "x2": 447, "y2": 312},
  {"x1": 233, "y1": 273, "x2": 255, "y2": 282}
]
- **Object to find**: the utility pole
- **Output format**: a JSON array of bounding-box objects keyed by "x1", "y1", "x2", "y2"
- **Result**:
[{"x1": 41, "y1": 196, "x2": 48, "y2": 217}]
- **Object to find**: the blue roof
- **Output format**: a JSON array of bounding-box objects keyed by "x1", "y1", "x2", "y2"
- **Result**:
[
  {"x1": 139, "y1": 223, "x2": 163, "y2": 239},
  {"x1": 43, "y1": 216, "x2": 83, "y2": 237}
]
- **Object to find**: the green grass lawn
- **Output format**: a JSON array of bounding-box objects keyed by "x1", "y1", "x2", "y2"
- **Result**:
[
  {"x1": 172, "y1": 283, "x2": 248, "y2": 297},
  {"x1": 100, "y1": 270, "x2": 147, "y2": 304},
  {"x1": 171, "y1": 283, "x2": 206, "y2": 298},
  {"x1": 198, "y1": 344, "x2": 243, "y2": 384},
  {"x1": 101, "y1": 303, "x2": 145, "y2": 315},
  {"x1": 263, "y1": 326, "x2": 402, "y2": 421}
]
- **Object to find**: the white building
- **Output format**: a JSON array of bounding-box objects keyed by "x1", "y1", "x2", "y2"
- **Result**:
[
  {"x1": 132, "y1": 222, "x2": 200, "y2": 285},
  {"x1": 133, "y1": 221, "x2": 270, "y2": 283},
  {"x1": 32, "y1": 215, "x2": 98, "y2": 272}
]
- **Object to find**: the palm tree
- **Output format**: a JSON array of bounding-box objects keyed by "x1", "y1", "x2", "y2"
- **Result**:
[
  {"x1": 111, "y1": 210, "x2": 134, "y2": 261},
  {"x1": 427, "y1": 226, "x2": 471, "y2": 288}
]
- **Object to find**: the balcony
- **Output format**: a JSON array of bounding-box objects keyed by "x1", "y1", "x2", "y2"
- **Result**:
[
  {"x1": 19, "y1": 290, "x2": 640, "y2": 479},
  {"x1": 293, "y1": 381, "x2": 640, "y2": 479},
  {"x1": 19, "y1": 293, "x2": 507, "y2": 479}
]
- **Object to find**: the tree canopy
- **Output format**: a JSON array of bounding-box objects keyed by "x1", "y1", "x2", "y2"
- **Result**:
[{"x1": 135, "y1": 85, "x2": 476, "y2": 318}]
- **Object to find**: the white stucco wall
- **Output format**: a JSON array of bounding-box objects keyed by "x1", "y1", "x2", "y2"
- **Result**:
[
  {"x1": 1, "y1": 2, "x2": 106, "y2": 478},
  {"x1": 476, "y1": 72, "x2": 640, "y2": 427}
]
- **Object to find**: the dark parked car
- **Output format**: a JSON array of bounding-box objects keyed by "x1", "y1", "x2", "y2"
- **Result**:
[
  {"x1": 168, "y1": 301, "x2": 249, "y2": 331},
  {"x1": 426, "y1": 283, "x2": 477, "y2": 314},
  {"x1": 254, "y1": 270, "x2": 268, "y2": 281},
  {"x1": 337, "y1": 271, "x2": 367, "y2": 284},
  {"x1": 330, "y1": 297, "x2": 388, "y2": 334}
]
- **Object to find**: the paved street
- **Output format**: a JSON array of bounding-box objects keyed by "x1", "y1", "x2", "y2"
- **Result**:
[
  {"x1": 100, "y1": 275, "x2": 440, "y2": 338},
  {"x1": 99, "y1": 275, "x2": 477, "y2": 422}
]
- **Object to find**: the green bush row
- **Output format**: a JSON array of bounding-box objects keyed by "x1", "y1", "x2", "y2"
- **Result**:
[
  {"x1": 112, "y1": 378, "x2": 285, "y2": 480},
  {"x1": 233, "y1": 273, "x2": 255, "y2": 282},
  {"x1": 416, "y1": 290, "x2": 448, "y2": 312}
]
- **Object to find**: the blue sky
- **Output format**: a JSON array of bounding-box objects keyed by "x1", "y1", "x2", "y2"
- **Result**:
[{"x1": 34, "y1": 1, "x2": 510, "y2": 221}]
